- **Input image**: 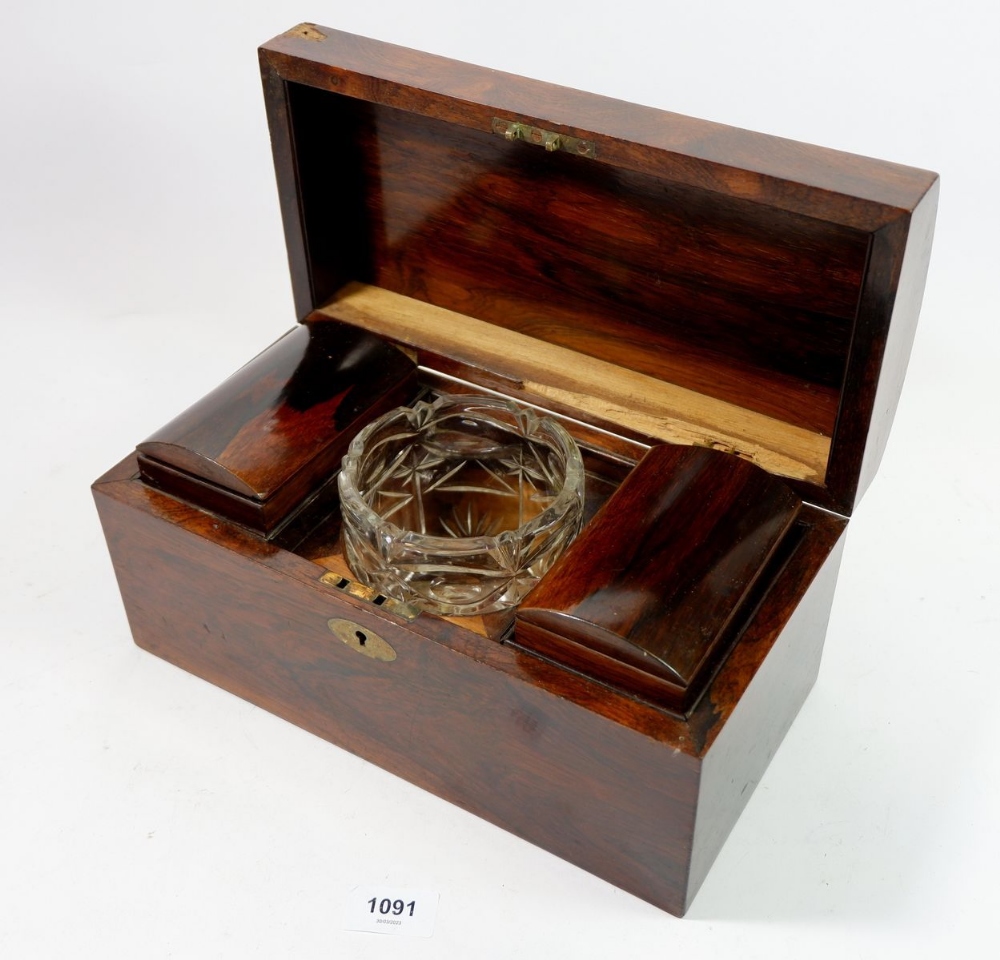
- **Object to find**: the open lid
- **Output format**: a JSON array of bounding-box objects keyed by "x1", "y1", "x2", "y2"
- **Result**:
[{"x1": 259, "y1": 24, "x2": 938, "y2": 516}]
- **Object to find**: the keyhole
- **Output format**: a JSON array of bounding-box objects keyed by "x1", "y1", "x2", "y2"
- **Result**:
[{"x1": 355, "y1": 630, "x2": 367, "y2": 646}]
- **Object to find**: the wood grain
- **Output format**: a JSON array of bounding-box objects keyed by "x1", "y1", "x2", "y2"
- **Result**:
[
  {"x1": 259, "y1": 27, "x2": 938, "y2": 515},
  {"x1": 284, "y1": 85, "x2": 857, "y2": 439},
  {"x1": 137, "y1": 320, "x2": 417, "y2": 535},
  {"x1": 88, "y1": 25, "x2": 936, "y2": 919},
  {"x1": 261, "y1": 26, "x2": 934, "y2": 227},
  {"x1": 93, "y1": 456, "x2": 845, "y2": 915},
  {"x1": 313, "y1": 283, "x2": 832, "y2": 483},
  {"x1": 516, "y1": 446, "x2": 802, "y2": 712}
]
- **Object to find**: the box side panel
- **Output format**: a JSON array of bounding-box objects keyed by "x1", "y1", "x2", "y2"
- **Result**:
[
  {"x1": 854, "y1": 179, "x2": 939, "y2": 503},
  {"x1": 824, "y1": 178, "x2": 938, "y2": 513},
  {"x1": 686, "y1": 530, "x2": 846, "y2": 910},
  {"x1": 93, "y1": 470, "x2": 701, "y2": 916}
]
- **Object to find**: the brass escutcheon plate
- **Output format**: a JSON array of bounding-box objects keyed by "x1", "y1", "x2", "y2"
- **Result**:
[{"x1": 328, "y1": 618, "x2": 397, "y2": 661}]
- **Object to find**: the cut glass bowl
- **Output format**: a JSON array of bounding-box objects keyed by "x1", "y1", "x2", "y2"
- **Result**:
[{"x1": 339, "y1": 394, "x2": 585, "y2": 616}]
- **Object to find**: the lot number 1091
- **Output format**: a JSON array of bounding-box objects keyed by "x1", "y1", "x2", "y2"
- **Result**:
[{"x1": 368, "y1": 897, "x2": 416, "y2": 917}]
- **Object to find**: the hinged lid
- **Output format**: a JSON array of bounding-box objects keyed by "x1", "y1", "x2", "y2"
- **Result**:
[
  {"x1": 259, "y1": 24, "x2": 938, "y2": 516},
  {"x1": 516, "y1": 444, "x2": 803, "y2": 713},
  {"x1": 136, "y1": 321, "x2": 417, "y2": 536}
]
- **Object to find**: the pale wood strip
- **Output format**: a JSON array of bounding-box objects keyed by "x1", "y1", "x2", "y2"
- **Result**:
[{"x1": 314, "y1": 283, "x2": 830, "y2": 483}]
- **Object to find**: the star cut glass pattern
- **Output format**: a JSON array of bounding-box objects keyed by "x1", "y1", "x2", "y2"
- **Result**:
[{"x1": 339, "y1": 394, "x2": 585, "y2": 616}]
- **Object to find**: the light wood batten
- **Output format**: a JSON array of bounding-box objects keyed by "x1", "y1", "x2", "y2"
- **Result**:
[{"x1": 313, "y1": 283, "x2": 831, "y2": 484}]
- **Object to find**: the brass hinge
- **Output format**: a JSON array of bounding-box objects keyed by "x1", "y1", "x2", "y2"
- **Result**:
[{"x1": 492, "y1": 117, "x2": 597, "y2": 159}]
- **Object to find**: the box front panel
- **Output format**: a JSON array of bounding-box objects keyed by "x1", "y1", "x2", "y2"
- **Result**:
[{"x1": 95, "y1": 467, "x2": 703, "y2": 914}]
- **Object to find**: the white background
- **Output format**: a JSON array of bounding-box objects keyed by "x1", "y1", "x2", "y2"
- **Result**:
[{"x1": 2, "y1": 1, "x2": 998, "y2": 956}]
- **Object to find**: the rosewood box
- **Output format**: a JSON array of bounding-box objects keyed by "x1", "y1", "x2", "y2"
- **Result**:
[{"x1": 93, "y1": 23, "x2": 938, "y2": 916}]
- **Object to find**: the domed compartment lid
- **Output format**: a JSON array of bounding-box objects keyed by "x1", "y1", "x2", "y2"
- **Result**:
[{"x1": 137, "y1": 320, "x2": 417, "y2": 536}]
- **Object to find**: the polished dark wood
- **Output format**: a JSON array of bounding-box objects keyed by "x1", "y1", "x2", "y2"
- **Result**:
[
  {"x1": 90, "y1": 25, "x2": 937, "y2": 919},
  {"x1": 262, "y1": 25, "x2": 933, "y2": 227},
  {"x1": 260, "y1": 25, "x2": 939, "y2": 514},
  {"x1": 137, "y1": 320, "x2": 417, "y2": 535},
  {"x1": 93, "y1": 455, "x2": 845, "y2": 915},
  {"x1": 516, "y1": 446, "x2": 801, "y2": 712},
  {"x1": 285, "y1": 86, "x2": 861, "y2": 438}
]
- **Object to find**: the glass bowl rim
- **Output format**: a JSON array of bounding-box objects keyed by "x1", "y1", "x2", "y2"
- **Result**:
[{"x1": 338, "y1": 393, "x2": 585, "y2": 552}]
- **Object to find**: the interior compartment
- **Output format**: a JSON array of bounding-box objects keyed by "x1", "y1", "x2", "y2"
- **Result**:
[
  {"x1": 134, "y1": 321, "x2": 638, "y2": 644},
  {"x1": 130, "y1": 313, "x2": 806, "y2": 713},
  {"x1": 290, "y1": 398, "x2": 632, "y2": 642}
]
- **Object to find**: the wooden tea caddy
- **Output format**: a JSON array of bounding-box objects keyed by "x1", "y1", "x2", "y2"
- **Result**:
[{"x1": 92, "y1": 24, "x2": 938, "y2": 916}]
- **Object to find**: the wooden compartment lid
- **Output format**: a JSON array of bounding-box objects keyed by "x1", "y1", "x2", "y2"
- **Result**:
[
  {"x1": 259, "y1": 24, "x2": 938, "y2": 516},
  {"x1": 515, "y1": 445, "x2": 802, "y2": 713},
  {"x1": 136, "y1": 320, "x2": 417, "y2": 536}
]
